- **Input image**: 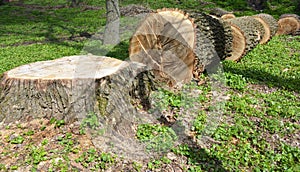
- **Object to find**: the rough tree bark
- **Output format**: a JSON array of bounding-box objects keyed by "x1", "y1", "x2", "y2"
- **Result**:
[
  {"x1": 225, "y1": 24, "x2": 247, "y2": 61},
  {"x1": 209, "y1": 8, "x2": 232, "y2": 17},
  {"x1": 103, "y1": 0, "x2": 120, "y2": 45},
  {"x1": 191, "y1": 12, "x2": 232, "y2": 73}
]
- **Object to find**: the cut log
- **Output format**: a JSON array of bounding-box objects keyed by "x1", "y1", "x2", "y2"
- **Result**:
[
  {"x1": 276, "y1": 16, "x2": 300, "y2": 35},
  {"x1": 129, "y1": 8, "x2": 234, "y2": 84},
  {"x1": 0, "y1": 55, "x2": 157, "y2": 125},
  {"x1": 225, "y1": 16, "x2": 264, "y2": 61},
  {"x1": 252, "y1": 16, "x2": 271, "y2": 44},
  {"x1": 255, "y1": 13, "x2": 278, "y2": 37},
  {"x1": 225, "y1": 24, "x2": 246, "y2": 61},
  {"x1": 209, "y1": 8, "x2": 232, "y2": 17},
  {"x1": 279, "y1": 14, "x2": 300, "y2": 20},
  {"x1": 253, "y1": 13, "x2": 278, "y2": 44},
  {"x1": 221, "y1": 14, "x2": 236, "y2": 20},
  {"x1": 129, "y1": 8, "x2": 196, "y2": 86},
  {"x1": 191, "y1": 12, "x2": 232, "y2": 75}
]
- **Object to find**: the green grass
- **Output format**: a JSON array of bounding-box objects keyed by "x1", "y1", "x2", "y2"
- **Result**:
[
  {"x1": 0, "y1": 0, "x2": 300, "y2": 171},
  {"x1": 223, "y1": 36, "x2": 300, "y2": 92},
  {"x1": 137, "y1": 35, "x2": 300, "y2": 171},
  {"x1": 0, "y1": 44, "x2": 81, "y2": 74}
]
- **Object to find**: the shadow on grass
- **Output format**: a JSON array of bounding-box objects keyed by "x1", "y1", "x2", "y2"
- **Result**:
[
  {"x1": 0, "y1": 4, "x2": 102, "y2": 50},
  {"x1": 223, "y1": 62, "x2": 300, "y2": 93},
  {"x1": 173, "y1": 144, "x2": 228, "y2": 171}
]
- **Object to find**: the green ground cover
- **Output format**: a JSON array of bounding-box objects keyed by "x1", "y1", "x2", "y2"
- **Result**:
[{"x1": 0, "y1": 0, "x2": 299, "y2": 171}]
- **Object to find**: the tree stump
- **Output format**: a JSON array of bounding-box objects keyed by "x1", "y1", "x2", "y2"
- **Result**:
[{"x1": 0, "y1": 55, "x2": 157, "y2": 125}]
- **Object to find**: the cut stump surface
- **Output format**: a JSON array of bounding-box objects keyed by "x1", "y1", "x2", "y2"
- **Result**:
[{"x1": 0, "y1": 55, "x2": 156, "y2": 126}]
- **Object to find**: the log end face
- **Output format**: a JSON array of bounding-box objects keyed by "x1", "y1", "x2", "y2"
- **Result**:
[
  {"x1": 221, "y1": 13, "x2": 236, "y2": 20},
  {"x1": 129, "y1": 8, "x2": 197, "y2": 87},
  {"x1": 276, "y1": 17, "x2": 300, "y2": 35},
  {"x1": 225, "y1": 25, "x2": 246, "y2": 61},
  {"x1": 253, "y1": 16, "x2": 271, "y2": 44}
]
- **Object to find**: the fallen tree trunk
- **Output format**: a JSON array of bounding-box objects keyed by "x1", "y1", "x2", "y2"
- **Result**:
[
  {"x1": 253, "y1": 13, "x2": 278, "y2": 44},
  {"x1": 277, "y1": 14, "x2": 300, "y2": 35},
  {"x1": 225, "y1": 16, "x2": 264, "y2": 61},
  {"x1": 0, "y1": 55, "x2": 157, "y2": 125},
  {"x1": 129, "y1": 9, "x2": 277, "y2": 77}
]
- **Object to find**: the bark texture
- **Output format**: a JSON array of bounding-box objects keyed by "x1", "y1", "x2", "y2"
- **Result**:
[
  {"x1": 254, "y1": 13, "x2": 278, "y2": 38},
  {"x1": 225, "y1": 24, "x2": 246, "y2": 61},
  {"x1": 191, "y1": 12, "x2": 232, "y2": 75},
  {"x1": 209, "y1": 8, "x2": 232, "y2": 17},
  {"x1": 252, "y1": 15, "x2": 271, "y2": 44},
  {"x1": 280, "y1": 14, "x2": 300, "y2": 20}
]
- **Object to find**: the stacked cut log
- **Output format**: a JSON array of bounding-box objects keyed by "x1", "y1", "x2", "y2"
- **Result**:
[
  {"x1": 277, "y1": 14, "x2": 300, "y2": 35},
  {"x1": 253, "y1": 13, "x2": 278, "y2": 44},
  {"x1": 129, "y1": 8, "x2": 233, "y2": 84},
  {"x1": 221, "y1": 14, "x2": 236, "y2": 20},
  {"x1": 191, "y1": 12, "x2": 232, "y2": 73},
  {"x1": 225, "y1": 16, "x2": 265, "y2": 61},
  {"x1": 224, "y1": 14, "x2": 278, "y2": 61},
  {"x1": 129, "y1": 8, "x2": 282, "y2": 81}
]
